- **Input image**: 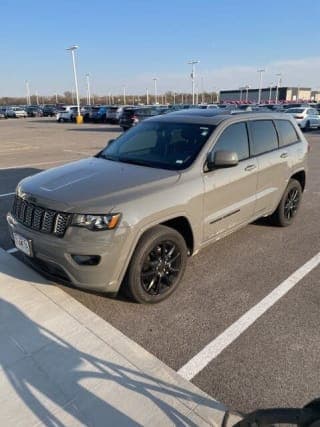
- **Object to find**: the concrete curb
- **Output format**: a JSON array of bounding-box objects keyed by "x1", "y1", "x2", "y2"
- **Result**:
[{"x1": 0, "y1": 248, "x2": 227, "y2": 426}]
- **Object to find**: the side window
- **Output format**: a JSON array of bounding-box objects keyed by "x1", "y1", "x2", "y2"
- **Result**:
[
  {"x1": 213, "y1": 122, "x2": 249, "y2": 161},
  {"x1": 249, "y1": 120, "x2": 278, "y2": 155},
  {"x1": 274, "y1": 120, "x2": 299, "y2": 147}
]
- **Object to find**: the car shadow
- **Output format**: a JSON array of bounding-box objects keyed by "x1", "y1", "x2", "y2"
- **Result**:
[{"x1": 0, "y1": 295, "x2": 225, "y2": 425}]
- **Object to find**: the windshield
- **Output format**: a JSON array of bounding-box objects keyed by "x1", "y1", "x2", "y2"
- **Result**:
[
  {"x1": 286, "y1": 108, "x2": 304, "y2": 113},
  {"x1": 99, "y1": 121, "x2": 215, "y2": 170}
]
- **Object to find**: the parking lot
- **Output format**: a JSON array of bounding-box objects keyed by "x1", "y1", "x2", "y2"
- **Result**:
[{"x1": 1, "y1": 117, "x2": 320, "y2": 413}]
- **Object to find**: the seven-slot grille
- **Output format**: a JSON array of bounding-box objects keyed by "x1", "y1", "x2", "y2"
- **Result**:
[{"x1": 11, "y1": 195, "x2": 71, "y2": 237}]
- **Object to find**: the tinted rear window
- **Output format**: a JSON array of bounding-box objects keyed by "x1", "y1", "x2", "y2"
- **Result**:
[
  {"x1": 249, "y1": 120, "x2": 278, "y2": 155},
  {"x1": 275, "y1": 120, "x2": 299, "y2": 147}
]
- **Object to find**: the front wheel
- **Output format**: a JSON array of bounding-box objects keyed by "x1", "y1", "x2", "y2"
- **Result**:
[
  {"x1": 270, "y1": 179, "x2": 302, "y2": 227},
  {"x1": 124, "y1": 225, "x2": 188, "y2": 304}
]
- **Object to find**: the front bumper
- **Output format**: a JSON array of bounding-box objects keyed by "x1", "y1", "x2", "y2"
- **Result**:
[{"x1": 7, "y1": 212, "x2": 130, "y2": 294}]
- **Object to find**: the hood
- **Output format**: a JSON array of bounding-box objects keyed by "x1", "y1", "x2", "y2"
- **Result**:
[{"x1": 18, "y1": 157, "x2": 180, "y2": 213}]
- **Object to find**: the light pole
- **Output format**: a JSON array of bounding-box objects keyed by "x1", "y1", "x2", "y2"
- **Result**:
[
  {"x1": 173, "y1": 91, "x2": 176, "y2": 105},
  {"x1": 268, "y1": 83, "x2": 274, "y2": 103},
  {"x1": 188, "y1": 60, "x2": 200, "y2": 105},
  {"x1": 85, "y1": 73, "x2": 91, "y2": 105},
  {"x1": 66, "y1": 45, "x2": 81, "y2": 120},
  {"x1": 239, "y1": 86, "x2": 245, "y2": 102},
  {"x1": 25, "y1": 80, "x2": 31, "y2": 105},
  {"x1": 275, "y1": 73, "x2": 282, "y2": 104},
  {"x1": 35, "y1": 90, "x2": 39, "y2": 105},
  {"x1": 153, "y1": 78, "x2": 158, "y2": 104},
  {"x1": 123, "y1": 86, "x2": 126, "y2": 104},
  {"x1": 245, "y1": 85, "x2": 250, "y2": 102},
  {"x1": 146, "y1": 88, "x2": 149, "y2": 105},
  {"x1": 55, "y1": 93, "x2": 58, "y2": 104},
  {"x1": 257, "y1": 68, "x2": 265, "y2": 104}
]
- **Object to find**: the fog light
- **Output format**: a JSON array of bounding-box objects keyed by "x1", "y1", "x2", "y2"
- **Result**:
[{"x1": 72, "y1": 255, "x2": 101, "y2": 266}]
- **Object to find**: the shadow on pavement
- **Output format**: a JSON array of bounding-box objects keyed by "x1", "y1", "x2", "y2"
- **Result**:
[{"x1": 0, "y1": 298, "x2": 223, "y2": 425}]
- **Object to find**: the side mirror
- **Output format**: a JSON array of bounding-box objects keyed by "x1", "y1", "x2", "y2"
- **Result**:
[{"x1": 207, "y1": 150, "x2": 239, "y2": 170}]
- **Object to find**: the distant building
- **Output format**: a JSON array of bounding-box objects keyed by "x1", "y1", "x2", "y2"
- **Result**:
[{"x1": 219, "y1": 87, "x2": 312, "y2": 103}]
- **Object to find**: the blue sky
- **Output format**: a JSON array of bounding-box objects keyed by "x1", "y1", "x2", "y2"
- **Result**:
[{"x1": 1, "y1": 0, "x2": 320, "y2": 97}]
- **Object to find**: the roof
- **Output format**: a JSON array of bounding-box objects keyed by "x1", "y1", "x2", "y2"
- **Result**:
[{"x1": 147, "y1": 111, "x2": 291, "y2": 126}]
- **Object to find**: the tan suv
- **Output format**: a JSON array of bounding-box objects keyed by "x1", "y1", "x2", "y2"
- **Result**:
[{"x1": 7, "y1": 113, "x2": 308, "y2": 303}]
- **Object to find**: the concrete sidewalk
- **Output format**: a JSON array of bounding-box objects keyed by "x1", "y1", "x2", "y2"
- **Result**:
[{"x1": 0, "y1": 248, "x2": 227, "y2": 426}]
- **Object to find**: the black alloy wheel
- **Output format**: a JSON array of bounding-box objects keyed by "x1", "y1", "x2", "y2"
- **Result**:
[
  {"x1": 124, "y1": 225, "x2": 188, "y2": 303},
  {"x1": 141, "y1": 241, "x2": 182, "y2": 296},
  {"x1": 270, "y1": 179, "x2": 302, "y2": 227},
  {"x1": 284, "y1": 187, "x2": 300, "y2": 220}
]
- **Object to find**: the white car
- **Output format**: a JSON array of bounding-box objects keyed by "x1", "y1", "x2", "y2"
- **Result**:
[
  {"x1": 6, "y1": 107, "x2": 28, "y2": 118},
  {"x1": 56, "y1": 105, "x2": 78, "y2": 122},
  {"x1": 285, "y1": 107, "x2": 320, "y2": 130}
]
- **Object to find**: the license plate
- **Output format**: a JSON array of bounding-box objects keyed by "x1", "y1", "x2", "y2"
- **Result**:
[{"x1": 13, "y1": 233, "x2": 32, "y2": 257}]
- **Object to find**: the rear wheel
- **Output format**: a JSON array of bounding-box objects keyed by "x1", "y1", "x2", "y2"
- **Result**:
[
  {"x1": 124, "y1": 225, "x2": 188, "y2": 304},
  {"x1": 270, "y1": 179, "x2": 302, "y2": 227}
]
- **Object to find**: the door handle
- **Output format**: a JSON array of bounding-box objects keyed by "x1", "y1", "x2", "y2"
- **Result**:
[
  {"x1": 244, "y1": 164, "x2": 256, "y2": 172},
  {"x1": 280, "y1": 152, "x2": 288, "y2": 158}
]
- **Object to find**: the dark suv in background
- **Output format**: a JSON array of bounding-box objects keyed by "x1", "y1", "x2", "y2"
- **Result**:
[{"x1": 119, "y1": 106, "x2": 169, "y2": 131}]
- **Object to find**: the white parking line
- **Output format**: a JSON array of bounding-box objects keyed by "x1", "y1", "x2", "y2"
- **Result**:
[
  {"x1": 6, "y1": 248, "x2": 18, "y2": 254},
  {"x1": 0, "y1": 192, "x2": 15, "y2": 198},
  {"x1": 0, "y1": 158, "x2": 80, "y2": 171},
  {"x1": 178, "y1": 251, "x2": 320, "y2": 381}
]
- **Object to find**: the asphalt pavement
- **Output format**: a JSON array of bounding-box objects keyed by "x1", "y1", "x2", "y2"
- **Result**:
[{"x1": 0, "y1": 117, "x2": 319, "y2": 413}]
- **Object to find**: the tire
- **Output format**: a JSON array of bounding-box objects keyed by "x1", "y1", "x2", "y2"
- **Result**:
[
  {"x1": 124, "y1": 225, "x2": 188, "y2": 304},
  {"x1": 304, "y1": 120, "x2": 310, "y2": 132},
  {"x1": 58, "y1": 118, "x2": 64, "y2": 123},
  {"x1": 270, "y1": 179, "x2": 302, "y2": 227}
]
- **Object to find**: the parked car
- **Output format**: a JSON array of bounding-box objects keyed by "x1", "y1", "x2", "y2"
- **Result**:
[
  {"x1": 42, "y1": 105, "x2": 58, "y2": 117},
  {"x1": 56, "y1": 106, "x2": 78, "y2": 122},
  {"x1": 26, "y1": 106, "x2": 43, "y2": 117},
  {"x1": 91, "y1": 106, "x2": 108, "y2": 123},
  {"x1": 0, "y1": 108, "x2": 8, "y2": 119},
  {"x1": 197, "y1": 104, "x2": 220, "y2": 109},
  {"x1": 80, "y1": 105, "x2": 95, "y2": 122},
  {"x1": 119, "y1": 106, "x2": 165, "y2": 131},
  {"x1": 285, "y1": 107, "x2": 320, "y2": 130},
  {"x1": 106, "y1": 106, "x2": 125, "y2": 124},
  {"x1": 8, "y1": 112, "x2": 307, "y2": 304},
  {"x1": 6, "y1": 107, "x2": 28, "y2": 118}
]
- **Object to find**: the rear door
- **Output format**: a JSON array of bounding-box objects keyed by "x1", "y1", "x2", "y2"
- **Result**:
[
  {"x1": 203, "y1": 121, "x2": 258, "y2": 240},
  {"x1": 248, "y1": 119, "x2": 288, "y2": 216}
]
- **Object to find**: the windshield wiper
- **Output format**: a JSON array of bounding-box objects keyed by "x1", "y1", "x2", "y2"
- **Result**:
[
  {"x1": 97, "y1": 153, "x2": 118, "y2": 162},
  {"x1": 118, "y1": 157, "x2": 154, "y2": 168}
]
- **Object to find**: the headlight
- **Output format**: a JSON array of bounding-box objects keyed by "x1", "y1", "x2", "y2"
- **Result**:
[{"x1": 71, "y1": 213, "x2": 121, "y2": 231}]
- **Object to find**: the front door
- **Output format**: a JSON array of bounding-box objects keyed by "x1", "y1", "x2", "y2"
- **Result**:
[{"x1": 203, "y1": 121, "x2": 258, "y2": 241}]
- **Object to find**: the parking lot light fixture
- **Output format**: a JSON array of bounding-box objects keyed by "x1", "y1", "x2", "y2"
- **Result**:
[
  {"x1": 275, "y1": 73, "x2": 282, "y2": 104},
  {"x1": 269, "y1": 83, "x2": 274, "y2": 103},
  {"x1": 85, "y1": 73, "x2": 91, "y2": 105},
  {"x1": 188, "y1": 60, "x2": 200, "y2": 105},
  {"x1": 153, "y1": 78, "x2": 158, "y2": 104},
  {"x1": 25, "y1": 80, "x2": 31, "y2": 105},
  {"x1": 66, "y1": 45, "x2": 82, "y2": 122},
  {"x1": 257, "y1": 68, "x2": 265, "y2": 104},
  {"x1": 245, "y1": 85, "x2": 250, "y2": 102}
]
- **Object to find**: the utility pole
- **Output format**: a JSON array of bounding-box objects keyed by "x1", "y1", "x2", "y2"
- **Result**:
[
  {"x1": 146, "y1": 88, "x2": 149, "y2": 105},
  {"x1": 85, "y1": 73, "x2": 91, "y2": 105},
  {"x1": 153, "y1": 78, "x2": 158, "y2": 104},
  {"x1": 188, "y1": 60, "x2": 200, "y2": 105},
  {"x1": 257, "y1": 68, "x2": 265, "y2": 104}
]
